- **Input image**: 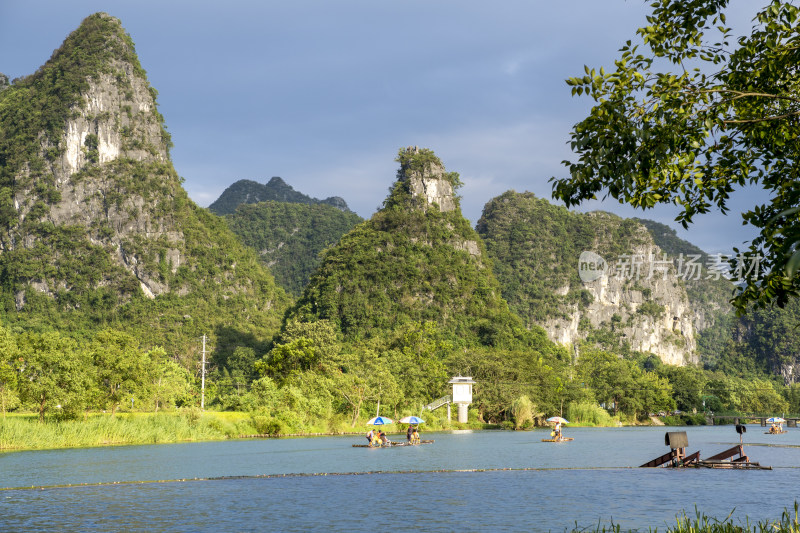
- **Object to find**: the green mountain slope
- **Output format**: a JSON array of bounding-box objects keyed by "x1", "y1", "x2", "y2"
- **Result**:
[
  {"x1": 287, "y1": 148, "x2": 534, "y2": 348},
  {"x1": 476, "y1": 191, "x2": 735, "y2": 364},
  {"x1": 225, "y1": 201, "x2": 363, "y2": 296},
  {"x1": 0, "y1": 13, "x2": 288, "y2": 361}
]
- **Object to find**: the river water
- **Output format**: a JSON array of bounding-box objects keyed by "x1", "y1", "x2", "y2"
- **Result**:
[{"x1": 1, "y1": 425, "x2": 799, "y2": 531}]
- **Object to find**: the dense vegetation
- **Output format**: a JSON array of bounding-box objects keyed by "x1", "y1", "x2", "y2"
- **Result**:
[
  {"x1": 0, "y1": 14, "x2": 289, "y2": 368},
  {"x1": 476, "y1": 191, "x2": 602, "y2": 324},
  {"x1": 225, "y1": 201, "x2": 363, "y2": 296}
]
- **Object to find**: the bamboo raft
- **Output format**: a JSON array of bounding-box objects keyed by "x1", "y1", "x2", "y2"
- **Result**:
[
  {"x1": 765, "y1": 430, "x2": 788, "y2": 434},
  {"x1": 352, "y1": 440, "x2": 434, "y2": 448},
  {"x1": 640, "y1": 430, "x2": 772, "y2": 470},
  {"x1": 541, "y1": 437, "x2": 573, "y2": 442}
]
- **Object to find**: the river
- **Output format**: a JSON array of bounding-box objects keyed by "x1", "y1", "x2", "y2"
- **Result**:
[{"x1": 1, "y1": 425, "x2": 799, "y2": 531}]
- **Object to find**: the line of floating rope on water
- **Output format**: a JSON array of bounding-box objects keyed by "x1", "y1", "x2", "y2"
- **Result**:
[{"x1": 4, "y1": 464, "x2": 800, "y2": 492}]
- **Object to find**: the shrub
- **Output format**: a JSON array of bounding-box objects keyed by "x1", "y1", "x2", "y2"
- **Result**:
[{"x1": 511, "y1": 395, "x2": 535, "y2": 429}]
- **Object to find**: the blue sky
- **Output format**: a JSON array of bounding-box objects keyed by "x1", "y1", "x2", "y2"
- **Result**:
[{"x1": 1, "y1": 0, "x2": 765, "y2": 255}]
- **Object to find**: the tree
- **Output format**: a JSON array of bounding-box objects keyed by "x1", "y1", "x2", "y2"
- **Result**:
[
  {"x1": 321, "y1": 348, "x2": 400, "y2": 427},
  {"x1": 0, "y1": 323, "x2": 19, "y2": 416},
  {"x1": 551, "y1": 0, "x2": 800, "y2": 312},
  {"x1": 91, "y1": 329, "x2": 154, "y2": 415},
  {"x1": 657, "y1": 364, "x2": 708, "y2": 411},
  {"x1": 16, "y1": 331, "x2": 91, "y2": 420},
  {"x1": 148, "y1": 349, "x2": 192, "y2": 411},
  {"x1": 576, "y1": 347, "x2": 674, "y2": 419},
  {"x1": 256, "y1": 319, "x2": 341, "y2": 383}
]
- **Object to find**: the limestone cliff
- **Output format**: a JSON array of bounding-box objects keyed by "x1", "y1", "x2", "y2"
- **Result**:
[
  {"x1": 551, "y1": 216, "x2": 696, "y2": 365},
  {"x1": 1, "y1": 13, "x2": 176, "y2": 301},
  {"x1": 396, "y1": 146, "x2": 457, "y2": 213},
  {"x1": 476, "y1": 192, "x2": 732, "y2": 365}
]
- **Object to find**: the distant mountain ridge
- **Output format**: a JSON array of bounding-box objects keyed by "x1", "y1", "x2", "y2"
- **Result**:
[{"x1": 208, "y1": 177, "x2": 351, "y2": 215}]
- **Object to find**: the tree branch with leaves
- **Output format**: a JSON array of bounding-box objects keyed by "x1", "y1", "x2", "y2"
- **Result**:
[{"x1": 552, "y1": 0, "x2": 800, "y2": 313}]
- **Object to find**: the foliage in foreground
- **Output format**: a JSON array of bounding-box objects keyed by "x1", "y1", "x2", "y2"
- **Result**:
[
  {"x1": 572, "y1": 502, "x2": 800, "y2": 532},
  {"x1": 552, "y1": 0, "x2": 800, "y2": 312}
]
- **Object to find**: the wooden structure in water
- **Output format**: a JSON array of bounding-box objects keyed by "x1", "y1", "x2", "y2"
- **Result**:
[
  {"x1": 640, "y1": 428, "x2": 770, "y2": 470},
  {"x1": 352, "y1": 440, "x2": 434, "y2": 448},
  {"x1": 541, "y1": 437, "x2": 573, "y2": 442}
]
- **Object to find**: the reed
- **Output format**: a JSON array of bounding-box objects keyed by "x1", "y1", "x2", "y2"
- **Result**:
[
  {"x1": 574, "y1": 503, "x2": 800, "y2": 532},
  {"x1": 0, "y1": 411, "x2": 249, "y2": 451}
]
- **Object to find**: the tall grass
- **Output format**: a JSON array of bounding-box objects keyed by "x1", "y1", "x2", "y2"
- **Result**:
[
  {"x1": 0, "y1": 411, "x2": 257, "y2": 451},
  {"x1": 573, "y1": 503, "x2": 800, "y2": 532}
]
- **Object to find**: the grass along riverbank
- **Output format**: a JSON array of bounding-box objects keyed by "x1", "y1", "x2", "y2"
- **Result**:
[
  {"x1": 0, "y1": 409, "x2": 487, "y2": 452},
  {"x1": 0, "y1": 405, "x2": 690, "y2": 453},
  {"x1": 0, "y1": 411, "x2": 253, "y2": 451}
]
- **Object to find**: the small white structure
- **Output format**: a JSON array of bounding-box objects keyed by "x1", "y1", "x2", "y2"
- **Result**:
[{"x1": 449, "y1": 376, "x2": 476, "y2": 423}]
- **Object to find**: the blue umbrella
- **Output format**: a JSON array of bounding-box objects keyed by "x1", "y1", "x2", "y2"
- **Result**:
[
  {"x1": 766, "y1": 417, "x2": 785, "y2": 424},
  {"x1": 366, "y1": 416, "x2": 393, "y2": 425},
  {"x1": 399, "y1": 416, "x2": 425, "y2": 424}
]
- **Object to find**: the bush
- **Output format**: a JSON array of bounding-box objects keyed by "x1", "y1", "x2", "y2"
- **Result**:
[
  {"x1": 182, "y1": 407, "x2": 202, "y2": 426},
  {"x1": 511, "y1": 395, "x2": 535, "y2": 429}
]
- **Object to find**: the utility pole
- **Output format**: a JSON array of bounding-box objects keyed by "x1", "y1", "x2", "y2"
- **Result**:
[{"x1": 201, "y1": 334, "x2": 207, "y2": 410}]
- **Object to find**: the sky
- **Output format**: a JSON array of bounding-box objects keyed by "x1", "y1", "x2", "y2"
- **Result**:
[{"x1": 0, "y1": 0, "x2": 767, "y2": 255}]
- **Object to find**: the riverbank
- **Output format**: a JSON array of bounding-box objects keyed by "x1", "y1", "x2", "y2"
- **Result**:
[
  {"x1": 0, "y1": 410, "x2": 493, "y2": 452},
  {"x1": 0, "y1": 409, "x2": 705, "y2": 453},
  {"x1": 0, "y1": 411, "x2": 248, "y2": 452}
]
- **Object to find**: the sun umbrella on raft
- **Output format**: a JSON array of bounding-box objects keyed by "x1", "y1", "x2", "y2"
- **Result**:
[
  {"x1": 366, "y1": 416, "x2": 394, "y2": 426},
  {"x1": 766, "y1": 417, "x2": 785, "y2": 424},
  {"x1": 399, "y1": 416, "x2": 425, "y2": 425},
  {"x1": 546, "y1": 416, "x2": 569, "y2": 424}
]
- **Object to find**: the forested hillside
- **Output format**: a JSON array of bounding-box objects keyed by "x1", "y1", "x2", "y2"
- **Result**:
[
  {"x1": 244, "y1": 148, "x2": 574, "y2": 426},
  {"x1": 288, "y1": 148, "x2": 530, "y2": 346},
  {"x1": 224, "y1": 201, "x2": 363, "y2": 296},
  {"x1": 477, "y1": 191, "x2": 720, "y2": 364},
  {"x1": 0, "y1": 14, "x2": 288, "y2": 365}
]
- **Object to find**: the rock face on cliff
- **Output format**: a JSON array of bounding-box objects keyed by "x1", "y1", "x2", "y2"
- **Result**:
[
  {"x1": 395, "y1": 146, "x2": 457, "y2": 213},
  {"x1": 287, "y1": 147, "x2": 530, "y2": 347},
  {"x1": 477, "y1": 191, "x2": 732, "y2": 365},
  {"x1": 0, "y1": 13, "x2": 287, "y2": 354},
  {"x1": 209, "y1": 176, "x2": 352, "y2": 215}
]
